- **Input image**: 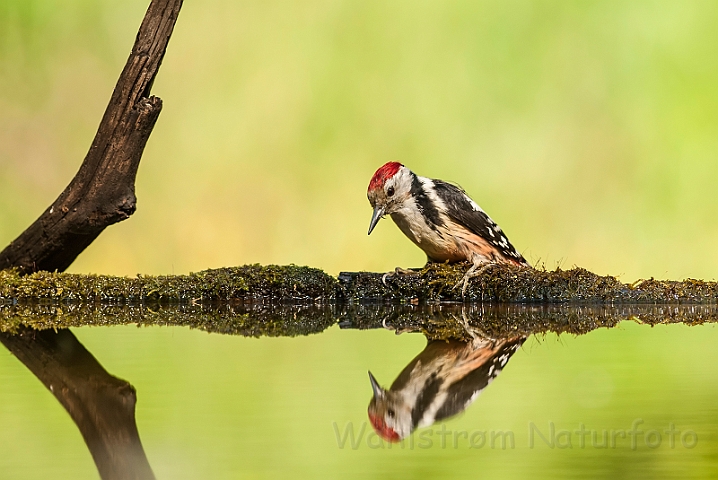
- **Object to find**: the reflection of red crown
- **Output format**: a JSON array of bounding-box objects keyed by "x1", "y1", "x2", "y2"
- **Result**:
[
  {"x1": 368, "y1": 412, "x2": 401, "y2": 443},
  {"x1": 368, "y1": 162, "x2": 403, "y2": 192}
]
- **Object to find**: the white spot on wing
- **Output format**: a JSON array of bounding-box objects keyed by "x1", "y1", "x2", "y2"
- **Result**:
[{"x1": 468, "y1": 198, "x2": 482, "y2": 212}]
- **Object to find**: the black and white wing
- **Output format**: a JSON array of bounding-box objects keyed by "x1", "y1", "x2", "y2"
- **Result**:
[{"x1": 431, "y1": 179, "x2": 528, "y2": 265}]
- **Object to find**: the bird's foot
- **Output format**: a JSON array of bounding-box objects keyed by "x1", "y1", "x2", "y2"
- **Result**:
[
  {"x1": 453, "y1": 262, "x2": 497, "y2": 298},
  {"x1": 381, "y1": 267, "x2": 421, "y2": 286}
]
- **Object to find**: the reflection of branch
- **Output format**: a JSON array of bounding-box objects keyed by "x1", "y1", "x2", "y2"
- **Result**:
[
  {"x1": 338, "y1": 303, "x2": 718, "y2": 340},
  {"x1": 0, "y1": 328, "x2": 154, "y2": 480},
  {"x1": 2, "y1": 302, "x2": 716, "y2": 341},
  {"x1": 0, "y1": 0, "x2": 183, "y2": 274}
]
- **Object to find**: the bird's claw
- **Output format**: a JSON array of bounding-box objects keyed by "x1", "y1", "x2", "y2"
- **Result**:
[
  {"x1": 453, "y1": 262, "x2": 496, "y2": 298},
  {"x1": 453, "y1": 276, "x2": 470, "y2": 297}
]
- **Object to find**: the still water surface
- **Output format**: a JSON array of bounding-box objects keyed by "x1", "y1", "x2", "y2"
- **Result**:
[{"x1": 0, "y1": 304, "x2": 716, "y2": 479}]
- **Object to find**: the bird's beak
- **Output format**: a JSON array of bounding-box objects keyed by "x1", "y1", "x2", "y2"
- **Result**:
[
  {"x1": 368, "y1": 371, "x2": 385, "y2": 399},
  {"x1": 368, "y1": 205, "x2": 385, "y2": 235}
]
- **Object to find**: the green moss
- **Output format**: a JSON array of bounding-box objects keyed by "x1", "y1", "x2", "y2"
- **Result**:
[
  {"x1": 2, "y1": 263, "x2": 718, "y2": 305},
  {"x1": 0, "y1": 265, "x2": 337, "y2": 303},
  {"x1": 338, "y1": 263, "x2": 718, "y2": 303}
]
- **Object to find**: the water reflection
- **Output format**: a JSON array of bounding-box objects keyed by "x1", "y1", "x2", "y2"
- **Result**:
[
  {"x1": 367, "y1": 334, "x2": 525, "y2": 442},
  {"x1": 0, "y1": 328, "x2": 154, "y2": 480},
  {"x1": 2, "y1": 302, "x2": 718, "y2": 338},
  {"x1": 1, "y1": 302, "x2": 718, "y2": 477}
]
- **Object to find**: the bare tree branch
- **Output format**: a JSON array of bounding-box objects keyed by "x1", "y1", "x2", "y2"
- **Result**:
[{"x1": 0, "y1": 0, "x2": 183, "y2": 274}]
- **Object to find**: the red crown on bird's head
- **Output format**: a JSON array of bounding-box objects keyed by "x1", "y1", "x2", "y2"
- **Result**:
[
  {"x1": 368, "y1": 162, "x2": 403, "y2": 192},
  {"x1": 368, "y1": 412, "x2": 401, "y2": 443}
]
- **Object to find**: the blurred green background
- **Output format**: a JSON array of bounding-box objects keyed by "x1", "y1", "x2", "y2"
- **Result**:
[{"x1": 1, "y1": 1, "x2": 718, "y2": 478}]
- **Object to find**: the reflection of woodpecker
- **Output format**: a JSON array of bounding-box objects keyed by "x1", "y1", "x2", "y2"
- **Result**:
[
  {"x1": 367, "y1": 162, "x2": 530, "y2": 293},
  {"x1": 368, "y1": 336, "x2": 525, "y2": 442}
]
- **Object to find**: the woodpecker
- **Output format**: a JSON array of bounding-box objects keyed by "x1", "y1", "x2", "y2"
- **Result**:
[
  {"x1": 367, "y1": 162, "x2": 530, "y2": 293},
  {"x1": 368, "y1": 335, "x2": 526, "y2": 442}
]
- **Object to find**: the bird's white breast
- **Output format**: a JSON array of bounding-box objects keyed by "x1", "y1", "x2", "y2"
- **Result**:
[{"x1": 390, "y1": 201, "x2": 462, "y2": 262}]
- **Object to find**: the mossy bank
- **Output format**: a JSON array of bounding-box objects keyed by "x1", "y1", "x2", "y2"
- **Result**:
[{"x1": 1, "y1": 262, "x2": 718, "y2": 304}]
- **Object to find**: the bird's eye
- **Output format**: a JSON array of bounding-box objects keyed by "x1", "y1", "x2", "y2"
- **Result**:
[
  {"x1": 387, "y1": 408, "x2": 395, "y2": 418},
  {"x1": 387, "y1": 186, "x2": 395, "y2": 197}
]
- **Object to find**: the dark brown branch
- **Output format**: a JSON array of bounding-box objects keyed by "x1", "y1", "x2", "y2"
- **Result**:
[
  {"x1": 0, "y1": 328, "x2": 155, "y2": 480},
  {"x1": 0, "y1": 0, "x2": 183, "y2": 274}
]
